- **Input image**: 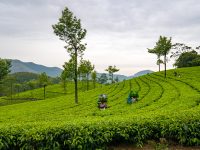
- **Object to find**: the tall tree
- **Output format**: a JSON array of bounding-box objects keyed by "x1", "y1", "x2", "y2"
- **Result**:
[
  {"x1": 151, "y1": 36, "x2": 172, "y2": 78},
  {"x1": 53, "y1": 7, "x2": 87, "y2": 104},
  {"x1": 148, "y1": 47, "x2": 163, "y2": 72},
  {"x1": 91, "y1": 71, "x2": 97, "y2": 88},
  {"x1": 105, "y1": 65, "x2": 119, "y2": 83},
  {"x1": 158, "y1": 36, "x2": 172, "y2": 78},
  {"x1": 0, "y1": 59, "x2": 11, "y2": 83},
  {"x1": 38, "y1": 72, "x2": 50, "y2": 99}
]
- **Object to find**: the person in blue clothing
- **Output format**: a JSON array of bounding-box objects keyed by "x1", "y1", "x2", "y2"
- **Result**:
[{"x1": 127, "y1": 90, "x2": 139, "y2": 104}]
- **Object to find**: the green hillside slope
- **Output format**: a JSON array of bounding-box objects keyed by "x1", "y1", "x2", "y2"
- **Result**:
[
  {"x1": 0, "y1": 67, "x2": 200, "y2": 149},
  {"x1": 0, "y1": 81, "x2": 100, "y2": 106}
]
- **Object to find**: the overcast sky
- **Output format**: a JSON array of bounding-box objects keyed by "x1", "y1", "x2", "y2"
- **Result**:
[{"x1": 0, "y1": 0, "x2": 200, "y2": 75}]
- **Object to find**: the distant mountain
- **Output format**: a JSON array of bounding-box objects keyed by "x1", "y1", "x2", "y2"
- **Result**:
[
  {"x1": 128, "y1": 70, "x2": 154, "y2": 79},
  {"x1": 10, "y1": 59, "x2": 62, "y2": 77},
  {"x1": 9, "y1": 59, "x2": 153, "y2": 80}
]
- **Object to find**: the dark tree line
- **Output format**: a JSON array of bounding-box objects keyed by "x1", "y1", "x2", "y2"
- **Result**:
[{"x1": 171, "y1": 43, "x2": 200, "y2": 68}]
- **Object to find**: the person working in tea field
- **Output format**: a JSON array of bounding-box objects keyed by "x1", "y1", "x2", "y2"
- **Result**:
[
  {"x1": 98, "y1": 94, "x2": 108, "y2": 109},
  {"x1": 127, "y1": 90, "x2": 139, "y2": 104}
]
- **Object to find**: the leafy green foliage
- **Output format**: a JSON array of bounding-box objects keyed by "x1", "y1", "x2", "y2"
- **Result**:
[
  {"x1": 38, "y1": 72, "x2": 50, "y2": 87},
  {"x1": 148, "y1": 44, "x2": 163, "y2": 72},
  {"x1": 148, "y1": 36, "x2": 172, "y2": 77},
  {"x1": 52, "y1": 7, "x2": 87, "y2": 104},
  {"x1": 98, "y1": 73, "x2": 108, "y2": 84},
  {"x1": 91, "y1": 71, "x2": 97, "y2": 88},
  {"x1": 174, "y1": 50, "x2": 200, "y2": 68},
  {"x1": 78, "y1": 60, "x2": 94, "y2": 90},
  {"x1": 0, "y1": 58, "x2": 11, "y2": 82},
  {"x1": 10, "y1": 72, "x2": 39, "y2": 83},
  {"x1": 0, "y1": 72, "x2": 60, "y2": 97},
  {"x1": 105, "y1": 65, "x2": 119, "y2": 83}
]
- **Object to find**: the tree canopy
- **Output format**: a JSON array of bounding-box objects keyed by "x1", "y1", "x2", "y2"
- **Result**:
[
  {"x1": 38, "y1": 72, "x2": 50, "y2": 87},
  {"x1": 98, "y1": 73, "x2": 108, "y2": 84},
  {"x1": 174, "y1": 50, "x2": 200, "y2": 68},
  {"x1": 105, "y1": 65, "x2": 119, "y2": 83},
  {"x1": 78, "y1": 60, "x2": 94, "y2": 90},
  {"x1": 91, "y1": 71, "x2": 97, "y2": 88},
  {"x1": 148, "y1": 46, "x2": 163, "y2": 72},
  {"x1": 0, "y1": 59, "x2": 11, "y2": 83},
  {"x1": 52, "y1": 7, "x2": 87, "y2": 104},
  {"x1": 149, "y1": 36, "x2": 172, "y2": 77}
]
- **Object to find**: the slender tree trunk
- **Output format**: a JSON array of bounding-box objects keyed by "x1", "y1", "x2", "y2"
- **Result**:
[
  {"x1": 93, "y1": 80, "x2": 96, "y2": 89},
  {"x1": 87, "y1": 73, "x2": 89, "y2": 91},
  {"x1": 158, "y1": 55, "x2": 161, "y2": 72},
  {"x1": 112, "y1": 73, "x2": 113, "y2": 83},
  {"x1": 63, "y1": 81, "x2": 65, "y2": 93},
  {"x1": 81, "y1": 75, "x2": 84, "y2": 91},
  {"x1": 66, "y1": 81, "x2": 68, "y2": 94},
  {"x1": 43, "y1": 85, "x2": 46, "y2": 100},
  {"x1": 75, "y1": 49, "x2": 78, "y2": 104},
  {"x1": 10, "y1": 82, "x2": 13, "y2": 100},
  {"x1": 164, "y1": 54, "x2": 167, "y2": 78},
  {"x1": 64, "y1": 81, "x2": 67, "y2": 94},
  {"x1": 18, "y1": 87, "x2": 19, "y2": 97}
]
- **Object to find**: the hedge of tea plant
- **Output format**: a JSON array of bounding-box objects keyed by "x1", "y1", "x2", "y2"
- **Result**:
[{"x1": 0, "y1": 66, "x2": 200, "y2": 149}]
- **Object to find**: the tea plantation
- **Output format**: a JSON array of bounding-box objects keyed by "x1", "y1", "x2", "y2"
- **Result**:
[{"x1": 0, "y1": 67, "x2": 200, "y2": 149}]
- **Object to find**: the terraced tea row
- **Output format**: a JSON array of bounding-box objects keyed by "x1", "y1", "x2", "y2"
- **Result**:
[{"x1": 0, "y1": 66, "x2": 200, "y2": 149}]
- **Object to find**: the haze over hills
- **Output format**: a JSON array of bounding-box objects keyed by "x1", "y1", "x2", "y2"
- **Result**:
[{"x1": 10, "y1": 59, "x2": 153, "y2": 79}]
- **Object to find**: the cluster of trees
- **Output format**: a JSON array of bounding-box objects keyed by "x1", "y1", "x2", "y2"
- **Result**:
[
  {"x1": 53, "y1": 7, "x2": 120, "y2": 104},
  {"x1": 60, "y1": 58, "x2": 120, "y2": 94},
  {"x1": 97, "y1": 73, "x2": 119, "y2": 84},
  {"x1": 0, "y1": 61, "x2": 54, "y2": 98},
  {"x1": 148, "y1": 36, "x2": 200, "y2": 77},
  {"x1": 171, "y1": 43, "x2": 200, "y2": 68},
  {"x1": 105, "y1": 65, "x2": 119, "y2": 83},
  {"x1": 0, "y1": 59, "x2": 11, "y2": 83},
  {"x1": 148, "y1": 36, "x2": 172, "y2": 78},
  {"x1": 0, "y1": 58, "x2": 12, "y2": 96},
  {"x1": 61, "y1": 58, "x2": 96, "y2": 93}
]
